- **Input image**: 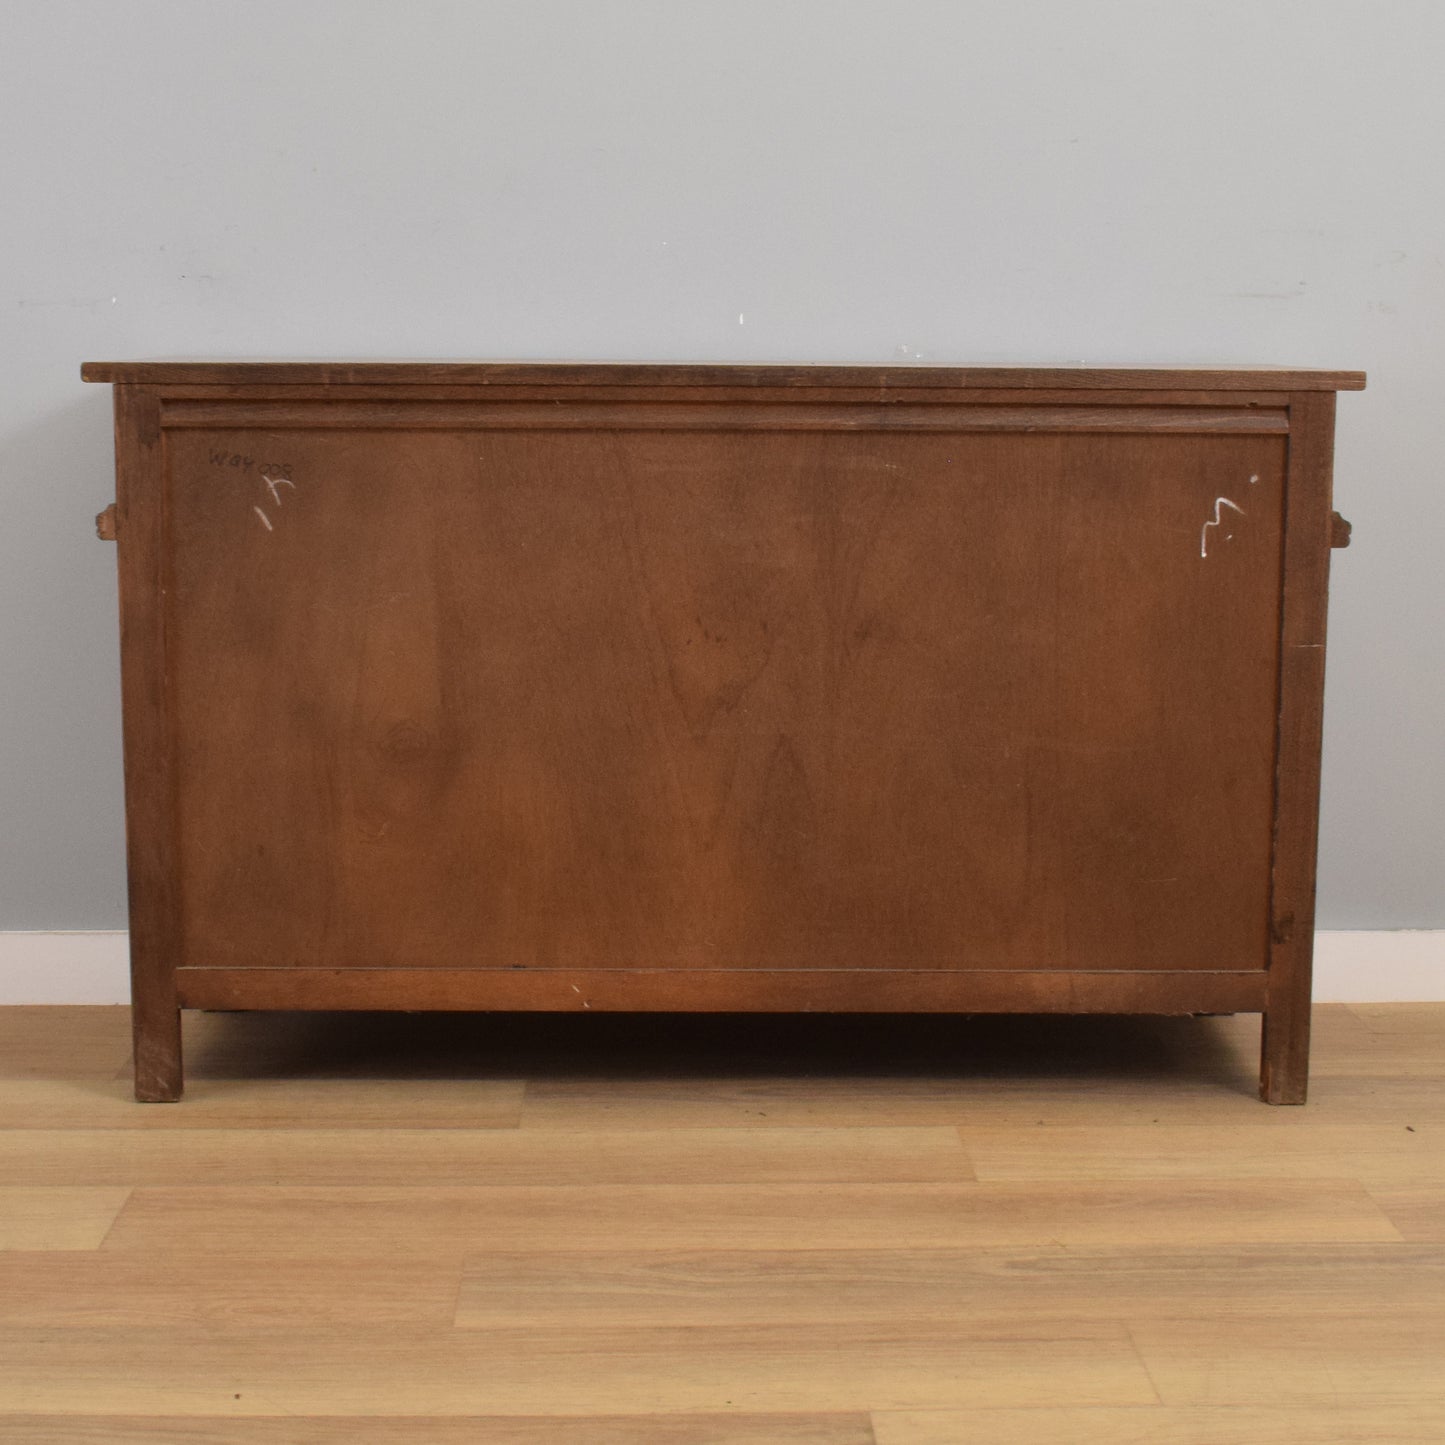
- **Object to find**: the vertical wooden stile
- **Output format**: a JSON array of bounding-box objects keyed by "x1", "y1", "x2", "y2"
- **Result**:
[
  {"x1": 113, "y1": 384, "x2": 183, "y2": 1100},
  {"x1": 1262, "y1": 392, "x2": 1338, "y2": 1103}
]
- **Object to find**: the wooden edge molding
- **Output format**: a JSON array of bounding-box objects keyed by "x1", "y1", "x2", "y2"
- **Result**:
[
  {"x1": 154, "y1": 399, "x2": 1291, "y2": 434},
  {"x1": 81, "y1": 361, "x2": 1368, "y2": 391},
  {"x1": 175, "y1": 967, "x2": 1269, "y2": 1015}
]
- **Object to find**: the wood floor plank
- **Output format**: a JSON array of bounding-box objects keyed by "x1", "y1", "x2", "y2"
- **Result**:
[
  {"x1": 100, "y1": 1180, "x2": 1402, "y2": 1256},
  {"x1": 520, "y1": 1077, "x2": 1256, "y2": 1130},
  {"x1": 14, "y1": 1068, "x2": 1434, "y2": 1133},
  {"x1": 0, "y1": 1188, "x2": 130, "y2": 1250},
  {"x1": 0, "y1": 1417, "x2": 876, "y2": 1445},
  {"x1": 0, "y1": 1253, "x2": 457, "y2": 1328},
  {"x1": 0, "y1": 1126, "x2": 972, "y2": 1187},
  {"x1": 455, "y1": 1243, "x2": 1445, "y2": 1328},
  {"x1": 1267, "y1": 1003, "x2": 1445, "y2": 1079},
  {"x1": 1187, "y1": 1005, "x2": 1425, "y2": 1081},
  {"x1": 0, "y1": 1321, "x2": 1154, "y2": 1414},
  {"x1": 1310, "y1": 1039, "x2": 1445, "y2": 1078},
  {"x1": 1367, "y1": 1187, "x2": 1445, "y2": 1241},
  {"x1": 873, "y1": 1403, "x2": 1445, "y2": 1444},
  {"x1": 963, "y1": 1123, "x2": 1445, "y2": 1185},
  {"x1": 1129, "y1": 1312, "x2": 1445, "y2": 1405},
  {"x1": 1323, "y1": 1011, "x2": 1445, "y2": 1080},
  {"x1": 1350, "y1": 1003, "x2": 1445, "y2": 1037},
  {"x1": 0, "y1": 1007, "x2": 131, "y2": 1080},
  {"x1": 0, "y1": 1077, "x2": 525, "y2": 1129},
  {"x1": 520, "y1": 1072, "x2": 1445, "y2": 1129},
  {"x1": 1, "y1": 1003, "x2": 1442, "y2": 1432}
]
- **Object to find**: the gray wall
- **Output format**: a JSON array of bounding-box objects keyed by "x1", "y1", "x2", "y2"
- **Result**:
[{"x1": 2, "y1": 1, "x2": 1441, "y2": 929}]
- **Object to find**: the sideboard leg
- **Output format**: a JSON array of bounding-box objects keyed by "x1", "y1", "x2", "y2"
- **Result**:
[
  {"x1": 1259, "y1": 1003, "x2": 1309, "y2": 1105},
  {"x1": 132, "y1": 1002, "x2": 183, "y2": 1102}
]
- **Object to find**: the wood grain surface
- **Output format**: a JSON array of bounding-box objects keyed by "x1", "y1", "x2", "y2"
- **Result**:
[
  {"x1": 0, "y1": 1002, "x2": 1439, "y2": 1436},
  {"x1": 88, "y1": 365, "x2": 1360, "y2": 1103},
  {"x1": 0, "y1": 1417, "x2": 876, "y2": 1445},
  {"x1": 165, "y1": 425, "x2": 1286, "y2": 977},
  {"x1": 80, "y1": 361, "x2": 1367, "y2": 389}
]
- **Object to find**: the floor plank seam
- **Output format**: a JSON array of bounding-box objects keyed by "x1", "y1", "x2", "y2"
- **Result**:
[{"x1": 1120, "y1": 1323, "x2": 1166, "y2": 1407}]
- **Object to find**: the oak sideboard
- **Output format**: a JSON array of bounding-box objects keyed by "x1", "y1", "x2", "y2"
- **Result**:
[{"x1": 85, "y1": 362, "x2": 1363, "y2": 1102}]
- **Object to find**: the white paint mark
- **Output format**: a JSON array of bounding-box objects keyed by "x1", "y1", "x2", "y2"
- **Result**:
[
  {"x1": 263, "y1": 473, "x2": 296, "y2": 506},
  {"x1": 1249, "y1": 473, "x2": 1260, "y2": 485},
  {"x1": 1200, "y1": 497, "x2": 1244, "y2": 557},
  {"x1": 253, "y1": 506, "x2": 273, "y2": 532},
  {"x1": 738, "y1": 313, "x2": 745, "y2": 325}
]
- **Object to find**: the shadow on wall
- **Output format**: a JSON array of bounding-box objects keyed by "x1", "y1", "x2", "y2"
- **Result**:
[{"x1": 0, "y1": 386, "x2": 129, "y2": 925}]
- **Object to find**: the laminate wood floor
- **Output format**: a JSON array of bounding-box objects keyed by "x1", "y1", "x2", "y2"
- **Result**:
[{"x1": 1, "y1": 1002, "x2": 1441, "y2": 1442}]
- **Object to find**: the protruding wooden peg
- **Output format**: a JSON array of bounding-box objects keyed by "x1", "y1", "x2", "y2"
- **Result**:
[
  {"x1": 1329, "y1": 511, "x2": 1351, "y2": 548},
  {"x1": 96, "y1": 503, "x2": 119, "y2": 541}
]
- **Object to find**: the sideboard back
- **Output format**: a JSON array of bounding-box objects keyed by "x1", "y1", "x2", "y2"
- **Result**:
[{"x1": 84, "y1": 364, "x2": 1363, "y2": 1102}]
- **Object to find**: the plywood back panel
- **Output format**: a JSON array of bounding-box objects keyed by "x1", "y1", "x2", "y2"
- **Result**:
[{"x1": 162, "y1": 417, "x2": 1284, "y2": 976}]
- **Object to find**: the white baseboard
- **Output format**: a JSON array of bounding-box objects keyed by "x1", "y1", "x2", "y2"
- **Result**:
[
  {"x1": 1311, "y1": 930, "x2": 1444, "y2": 1003},
  {"x1": 0, "y1": 931, "x2": 132, "y2": 1004},
  {"x1": 0, "y1": 928, "x2": 1440, "y2": 1006}
]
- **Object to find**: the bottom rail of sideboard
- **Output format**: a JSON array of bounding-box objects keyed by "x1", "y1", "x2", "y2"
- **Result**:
[
  {"x1": 131, "y1": 965, "x2": 1305, "y2": 1103},
  {"x1": 172, "y1": 965, "x2": 1268, "y2": 1015}
]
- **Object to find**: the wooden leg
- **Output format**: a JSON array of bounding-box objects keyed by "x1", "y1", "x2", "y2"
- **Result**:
[
  {"x1": 132, "y1": 999, "x2": 183, "y2": 1102},
  {"x1": 113, "y1": 382, "x2": 184, "y2": 1101},
  {"x1": 1260, "y1": 1001, "x2": 1309, "y2": 1105}
]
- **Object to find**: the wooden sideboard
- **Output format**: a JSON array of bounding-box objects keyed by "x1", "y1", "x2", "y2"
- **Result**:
[{"x1": 86, "y1": 362, "x2": 1363, "y2": 1103}]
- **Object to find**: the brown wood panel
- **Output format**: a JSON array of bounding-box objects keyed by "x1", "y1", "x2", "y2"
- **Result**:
[
  {"x1": 88, "y1": 363, "x2": 1362, "y2": 1100},
  {"x1": 158, "y1": 399, "x2": 1289, "y2": 432},
  {"x1": 1262, "y1": 392, "x2": 1339, "y2": 1103},
  {"x1": 111, "y1": 386, "x2": 182, "y2": 1101},
  {"x1": 164, "y1": 425, "x2": 1285, "y2": 980},
  {"x1": 175, "y1": 968, "x2": 1267, "y2": 1013},
  {"x1": 151, "y1": 383, "x2": 1298, "y2": 407}
]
